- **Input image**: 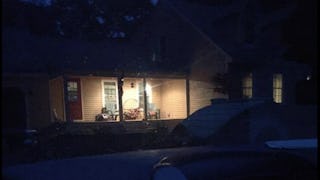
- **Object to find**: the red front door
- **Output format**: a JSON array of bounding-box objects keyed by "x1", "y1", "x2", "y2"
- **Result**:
[{"x1": 67, "y1": 79, "x2": 82, "y2": 120}]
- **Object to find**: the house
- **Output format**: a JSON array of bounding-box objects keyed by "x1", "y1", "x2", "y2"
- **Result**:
[
  {"x1": 2, "y1": 73, "x2": 51, "y2": 129},
  {"x1": 170, "y1": 0, "x2": 313, "y2": 104},
  {"x1": 2, "y1": 0, "x2": 231, "y2": 130}
]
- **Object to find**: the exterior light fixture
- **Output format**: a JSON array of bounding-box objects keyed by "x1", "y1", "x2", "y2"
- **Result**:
[{"x1": 306, "y1": 75, "x2": 311, "y2": 80}]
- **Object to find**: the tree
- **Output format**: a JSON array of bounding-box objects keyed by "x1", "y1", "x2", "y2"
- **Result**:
[{"x1": 2, "y1": 0, "x2": 155, "y2": 41}]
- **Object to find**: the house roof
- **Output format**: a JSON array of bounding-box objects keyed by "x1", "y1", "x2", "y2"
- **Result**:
[
  {"x1": 2, "y1": 0, "x2": 231, "y2": 76},
  {"x1": 169, "y1": 0, "x2": 298, "y2": 62},
  {"x1": 2, "y1": 27, "x2": 169, "y2": 75}
]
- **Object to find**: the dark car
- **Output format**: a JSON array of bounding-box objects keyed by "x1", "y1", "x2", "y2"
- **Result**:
[
  {"x1": 3, "y1": 139, "x2": 317, "y2": 180},
  {"x1": 169, "y1": 98, "x2": 317, "y2": 146},
  {"x1": 153, "y1": 139, "x2": 317, "y2": 180}
]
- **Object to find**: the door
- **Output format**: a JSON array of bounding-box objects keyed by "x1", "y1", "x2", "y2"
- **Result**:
[{"x1": 67, "y1": 79, "x2": 82, "y2": 120}]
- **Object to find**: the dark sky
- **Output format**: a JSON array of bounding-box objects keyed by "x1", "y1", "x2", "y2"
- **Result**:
[{"x1": 282, "y1": 0, "x2": 317, "y2": 67}]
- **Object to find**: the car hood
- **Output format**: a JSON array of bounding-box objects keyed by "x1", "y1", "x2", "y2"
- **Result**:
[
  {"x1": 182, "y1": 99, "x2": 266, "y2": 138},
  {"x1": 2, "y1": 146, "x2": 220, "y2": 180},
  {"x1": 3, "y1": 144, "x2": 316, "y2": 180}
]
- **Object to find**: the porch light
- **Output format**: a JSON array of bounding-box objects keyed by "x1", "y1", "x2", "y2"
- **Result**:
[{"x1": 306, "y1": 75, "x2": 311, "y2": 80}]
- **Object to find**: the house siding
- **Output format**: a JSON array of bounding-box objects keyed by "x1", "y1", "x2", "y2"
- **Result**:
[
  {"x1": 3, "y1": 74, "x2": 51, "y2": 129},
  {"x1": 160, "y1": 79, "x2": 187, "y2": 119},
  {"x1": 81, "y1": 76, "x2": 104, "y2": 121},
  {"x1": 76, "y1": 77, "x2": 222, "y2": 120},
  {"x1": 49, "y1": 76, "x2": 65, "y2": 122},
  {"x1": 148, "y1": 79, "x2": 162, "y2": 112},
  {"x1": 189, "y1": 80, "x2": 214, "y2": 114},
  {"x1": 70, "y1": 76, "x2": 188, "y2": 121},
  {"x1": 228, "y1": 61, "x2": 310, "y2": 104}
]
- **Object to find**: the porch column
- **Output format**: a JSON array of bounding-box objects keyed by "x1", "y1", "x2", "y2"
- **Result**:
[
  {"x1": 117, "y1": 76, "x2": 124, "y2": 121},
  {"x1": 62, "y1": 75, "x2": 71, "y2": 122},
  {"x1": 186, "y1": 76, "x2": 190, "y2": 117}
]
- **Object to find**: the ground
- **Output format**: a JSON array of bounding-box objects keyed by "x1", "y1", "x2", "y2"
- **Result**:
[{"x1": 2, "y1": 126, "x2": 174, "y2": 167}]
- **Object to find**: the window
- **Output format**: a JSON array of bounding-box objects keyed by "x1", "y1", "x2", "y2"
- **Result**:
[
  {"x1": 102, "y1": 80, "x2": 118, "y2": 113},
  {"x1": 273, "y1": 74, "x2": 283, "y2": 103},
  {"x1": 242, "y1": 73, "x2": 253, "y2": 99},
  {"x1": 67, "y1": 81, "x2": 78, "y2": 102}
]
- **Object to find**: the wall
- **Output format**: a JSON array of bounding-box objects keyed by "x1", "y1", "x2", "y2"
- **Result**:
[
  {"x1": 81, "y1": 76, "x2": 107, "y2": 121},
  {"x1": 78, "y1": 76, "x2": 228, "y2": 120},
  {"x1": 71, "y1": 76, "x2": 188, "y2": 121},
  {"x1": 148, "y1": 79, "x2": 162, "y2": 111},
  {"x1": 189, "y1": 80, "x2": 215, "y2": 114},
  {"x1": 160, "y1": 79, "x2": 187, "y2": 119},
  {"x1": 228, "y1": 61, "x2": 310, "y2": 104},
  {"x1": 3, "y1": 74, "x2": 51, "y2": 129},
  {"x1": 49, "y1": 76, "x2": 65, "y2": 122}
]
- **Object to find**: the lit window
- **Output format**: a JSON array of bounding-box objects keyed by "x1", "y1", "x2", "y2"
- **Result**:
[
  {"x1": 103, "y1": 81, "x2": 118, "y2": 113},
  {"x1": 273, "y1": 74, "x2": 283, "y2": 103},
  {"x1": 242, "y1": 73, "x2": 253, "y2": 99},
  {"x1": 67, "y1": 81, "x2": 78, "y2": 102}
]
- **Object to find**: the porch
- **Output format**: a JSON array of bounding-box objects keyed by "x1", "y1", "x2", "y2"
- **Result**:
[
  {"x1": 50, "y1": 73, "x2": 190, "y2": 123},
  {"x1": 63, "y1": 119, "x2": 183, "y2": 135}
]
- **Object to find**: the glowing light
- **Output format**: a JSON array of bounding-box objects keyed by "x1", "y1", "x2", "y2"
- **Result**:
[{"x1": 306, "y1": 75, "x2": 311, "y2": 80}]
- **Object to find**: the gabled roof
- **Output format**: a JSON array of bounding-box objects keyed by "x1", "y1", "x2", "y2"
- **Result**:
[
  {"x1": 2, "y1": 27, "x2": 155, "y2": 74},
  {"x1": 2, "y1": 0, "x2": 231, "y2": 76},
  {"x1": 169, "y1": 0, "x2": 298, "y2": 62}
]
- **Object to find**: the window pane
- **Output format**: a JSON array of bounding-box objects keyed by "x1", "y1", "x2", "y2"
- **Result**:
[
  {"x1": 242, "y1": 73, "x2": 252, "y2": 99},
  {"x1": 273, "y1": 74, "x2": 283, "y2": 103}
]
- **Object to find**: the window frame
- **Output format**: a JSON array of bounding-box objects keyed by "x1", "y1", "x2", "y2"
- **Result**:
[{"x1": 101, "y1": 79, "x2": 119, "y2": 113}]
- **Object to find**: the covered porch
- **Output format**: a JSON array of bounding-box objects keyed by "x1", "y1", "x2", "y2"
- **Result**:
[{"x1": 49, "y1": 72, "x2": 191, "y2": 123}]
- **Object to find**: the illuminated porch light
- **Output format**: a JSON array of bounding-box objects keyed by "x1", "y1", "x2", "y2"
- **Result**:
[{"x1": 306, "y1": 75, "x2": 311, "y2": 80}]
